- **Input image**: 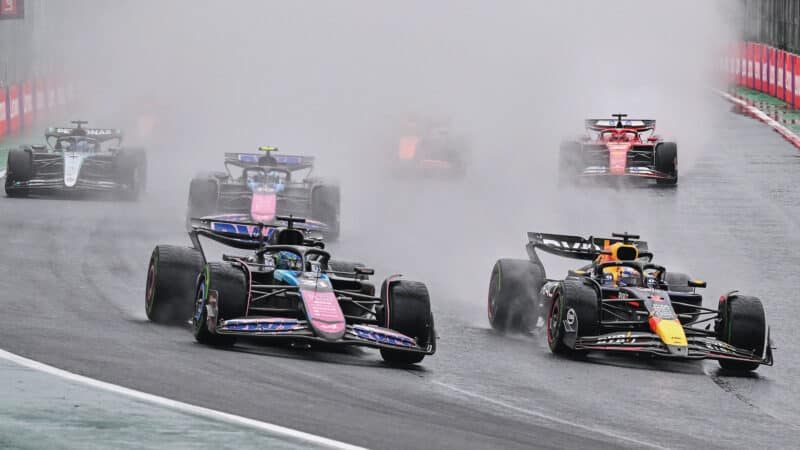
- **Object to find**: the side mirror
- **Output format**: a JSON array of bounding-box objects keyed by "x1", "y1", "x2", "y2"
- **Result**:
[
  {"x1": 355, "y1": 267, "x2": 375, "y2": 276},
  {"x1": 688, "y1": 280, "x2": 707, "y2": 288}
]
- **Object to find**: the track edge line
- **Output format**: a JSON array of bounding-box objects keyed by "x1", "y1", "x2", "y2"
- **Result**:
[{"x1": 0, "y1": 348, "x2": 366, "y2": 450}]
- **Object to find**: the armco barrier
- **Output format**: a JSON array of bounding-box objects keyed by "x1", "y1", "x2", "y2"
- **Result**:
[
  {"x1": 22, "y1": 80, "x2": 33, "y2": 130},
  {"x1": 734, "y1": 42, "x2": 800, "y2": 108},
  {"x1": 35, "y1": 79, "x2": 45, "y2": 119},
  {"x1": 0, "y1": 76, "x2": 73, "y2": 146},
  {"x1": 0, "y1": 88, "x2": 7, "y2": 138},
  {"x1": 47, "y1": 81, "x2": 55, "y2": 110},
  {"x1": 8, "y1": 84, "x2": 20, "y2": 134}
]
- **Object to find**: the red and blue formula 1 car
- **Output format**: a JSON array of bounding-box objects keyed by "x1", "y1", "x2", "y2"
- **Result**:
[
  {"x1": 559, "y1": 114, "x2": 678, "y2": 185},
  {"x1": 146, "y1": 216, "x2": 436, "y2": 365},
  {"x1": 488, "y1": 231, "x2": 773, "y2": 372}
]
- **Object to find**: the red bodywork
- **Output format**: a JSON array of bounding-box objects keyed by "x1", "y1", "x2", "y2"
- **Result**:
[{"x1": 572, "y1": 118, "x2": 674, "y2": 181}]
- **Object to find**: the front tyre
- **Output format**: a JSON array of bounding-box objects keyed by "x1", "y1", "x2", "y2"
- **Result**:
[
  {"x1": 5, "y1": 149, "x2": 33, "y2": 197},
  {"x1": 145, "y1": 245, "x2": 204, "y2": 324},
  {"x1": 716, "y1": 294, "x2": 767, "y2": 372},
  {"x1": 547, "y1": 280, "x2": 599, "y2": 355},
  {"x1": 655, "y1": 142, "x2": 678, "y2": 186},
  {"x1": 378, "y1": 279, "x2": 434, "y2": 365},
  {"x1": 192, "y1": 272, "x2": 237, "y2": 347}
]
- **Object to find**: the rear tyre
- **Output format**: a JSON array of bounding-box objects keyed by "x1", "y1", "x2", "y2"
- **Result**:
[
  {"x1": 547, "y1": 280, "x2": 599, "y2": 355},
  {"x1": 558, "y1": 141, "x2": 583, "y2": 185},
  {"x1": 655, "y1": 142, "x2": 678, "y2": 185},
  {"x1": 378, "y1": 279, "x2": 434, "y2": 364},
  {"x1": 192, "y1": 263, "x2": 246, "y2": 347},
  {"x1": 5, "y1": 149, "x2": 33, "y2": 197},
  {"x1": 487, "y1": 259, "x2": 547, "y2": 333},
  {"x1": 145, "y1": 245, "x2": 204, "y2": 324},
  {"x1": 716, "y1": 294, "x2": 766, "y2": 371},
  {"x1": 311, "y1": 185, "x2": 340, "y2": 241},
  {"x1": 327, "y1": 260, "x2": 366, "y2": 279},
  {"x1": 665, "y1": 272, "x2": 693, "y2": 293},
  {"x1": 116, "y1": 148, "x2": 146, "y2": 201},
  {"x1": 187, "y1": 174, "x2": 220, "y2": 222}
]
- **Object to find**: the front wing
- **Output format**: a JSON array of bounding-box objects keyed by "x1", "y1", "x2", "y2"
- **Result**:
[
  {"x1": 215, "y1": 317, "x2": 435, "y2": 355},
  {"x1": 8, "y1": 155, "x2": 122, "y2": 192},
  {"x1": 580, "y1": 166, "x2": 673, "y2": 179},
  {"x1": 573, "y1": 331, "x2": 773, "y2": 366}
]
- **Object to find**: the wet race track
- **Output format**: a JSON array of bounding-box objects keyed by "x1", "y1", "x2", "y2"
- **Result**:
[{"x1": 1, "y1": 98, "x2": 799, "y2": 449}]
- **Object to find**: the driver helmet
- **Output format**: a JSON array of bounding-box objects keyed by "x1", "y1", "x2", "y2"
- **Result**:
[
  {"x1": 274, "y1": 251, "x2": 301, "y2": 270},
  {"x1": 75, "y1": 139, "x2": 90, "y2": 152},
  {"x1": 247, "y1": 172, "x2": 267, "y2": 192},
  {"x1": 267, "y1": 170, "x2": 285, "y2": 193},
  {"x1": 617, "y1": 268, "x2": 642, "y2": 287}
]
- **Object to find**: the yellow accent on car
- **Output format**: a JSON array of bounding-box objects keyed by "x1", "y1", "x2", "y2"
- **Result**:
[
  {"x1": 258, "y1": 146, "x2": 278, "y2": 152},
  {"x1": 654, "y1": 319, "x2": 688, "y2": 347}
]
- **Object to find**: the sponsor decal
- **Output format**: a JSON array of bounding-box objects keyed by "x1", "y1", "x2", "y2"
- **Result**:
[
  {"x1": 53, "y1": 128, "x2": 117, "y2": 136},
  {"x1": 352, "y1": 325, "x2": 416, "y2": 347},
  {"x1": 595, "y1": 332, "x2": 637, "y2": 345},
  {"x1": 211, "y1": 221, "x2": 275, "y2": 240},
  {"x1": 223, "y1": 318, "x2": 302, "y2": 332},
  {"x1": 0, "y1": 0, "x2": 23, "y2": 19},
  {"x1": 563, "y1": 308, "x2": 577, "y2": 332},
  {"x1": 649, "y1": 301, "x2": 676, "y2": 320}
]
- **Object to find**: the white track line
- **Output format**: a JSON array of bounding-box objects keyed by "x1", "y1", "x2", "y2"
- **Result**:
[
  {"x1": 433, "y1": 381, "x2": 666, "y2": 450},
  {"x1": 715, "y1": 88, "x2": 800, "y2": 149},
  {"x1": 0, "y1": 349, "x2": 365, "y2": 450}
]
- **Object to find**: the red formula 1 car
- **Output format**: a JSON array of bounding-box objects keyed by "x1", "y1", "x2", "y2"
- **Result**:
[{"x1": 559, "y1": 114, "x2": 678, "y2": 185}]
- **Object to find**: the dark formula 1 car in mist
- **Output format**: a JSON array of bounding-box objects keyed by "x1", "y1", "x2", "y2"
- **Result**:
[
  {"x1": 4, "y1": 121, "x2": 146, "y2": 199},
  {"x1": 145, "y1": 216, "x2": 436, "y2": 364},
  {"x1": 488, "y1": 232, "x2": 773, "y2": 372},
  {"x1": 560, "y1": 114, "x2": 678, "y2": 185},
  {"x1": 187, "y1": 147, "x2": 340, "y2": 240},
  {"x1": 393, "y1": 118, "x2": 470, "y2": 178}
]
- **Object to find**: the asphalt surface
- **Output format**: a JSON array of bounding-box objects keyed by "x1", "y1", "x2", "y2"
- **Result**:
[{"x1": 1, "y1": 98, "x2": 799, "y2": 449}]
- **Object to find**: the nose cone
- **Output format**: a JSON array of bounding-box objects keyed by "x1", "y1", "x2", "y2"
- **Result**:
[
  {"x1": 649, "y1": 316, "x2": 688, "y2": 348},
  {"x1": 250, "y1": 191, "x2": 276, "y2": 222}
]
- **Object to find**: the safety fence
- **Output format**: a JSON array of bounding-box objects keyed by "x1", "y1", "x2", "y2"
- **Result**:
[
  {"x1": 0, "y1": 78, "x2": 73, "y2": 141},
  {"x1": 727, "y1": 42, "x2": 800, "y2": 107}
]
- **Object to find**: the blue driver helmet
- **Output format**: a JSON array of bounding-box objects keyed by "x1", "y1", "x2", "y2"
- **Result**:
[
  {"x1": 274, "y1": 251, "x2": 301, "y2": 270},
  {"x1": 618, "y1": 268, "x2": 641, "y2": 287}
]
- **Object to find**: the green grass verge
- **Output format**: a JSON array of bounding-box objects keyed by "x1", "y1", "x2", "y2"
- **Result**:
[
  {"x1": 732, "y1": 86, "x2": 790, "y2": 107},
  {"x1": 731, "y1": 86, "x2": 800, "y2": 135}
]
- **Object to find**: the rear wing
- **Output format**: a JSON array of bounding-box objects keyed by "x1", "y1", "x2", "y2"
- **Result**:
[
  {"x1": 45, "y1": 126, "x2": 123, "y2": 143},
  {"x1": 526, "y1": 232, "x2": 649, "y2": 262},
  {"x1": 224, "y1": 152, "x2": 315, "y2": 170},
  {"x1": 189, "y1": 217, "x2": 276, "y2": 250},
  {"x1": 188, "y1": 216, "x2": 320, "y2": 252},
  {"x1": 584, "y1": 119, "x2": 655, "y2": 132}
]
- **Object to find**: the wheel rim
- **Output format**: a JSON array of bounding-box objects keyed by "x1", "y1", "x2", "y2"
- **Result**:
[
  {"x1": 487, "y1": 268, "x2": 499, "y2": 322},
  {"x1": 547, "y1": 294, "x2": 561, "y2": 346},
  {"x1": 145, "y1": 263, "x2": 156, "y2": 313},
  {"x1": 192, "y1": 280, "x2": 206, "y2": 331}
]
